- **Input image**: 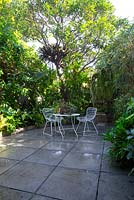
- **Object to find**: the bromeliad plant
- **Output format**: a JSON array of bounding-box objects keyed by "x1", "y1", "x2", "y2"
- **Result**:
[{"x1": 104, "y1": 98, "x2": 134, "y2": 172}]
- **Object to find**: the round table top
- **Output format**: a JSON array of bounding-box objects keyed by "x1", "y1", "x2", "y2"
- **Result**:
[{"x1": 53, "y1": 113, "x2": 80, "y2": 117}]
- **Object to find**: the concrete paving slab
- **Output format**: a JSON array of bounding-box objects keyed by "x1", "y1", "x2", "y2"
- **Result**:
[
  {"x1": 0, "y1": 127, "x2": 133, "y2": 200},
  {"x1": 24, "y1": 149, "x2": 66, "y2": 165},
  {"x1": 21, "y1": 139, "x2": 49, "y2": 148},
  {"x1": 14, "y1": 138, "x2": 49, "y2": 148},
  {"x1": 13, "y1": 129, "x2": 45, "y2": 139},
  {"x1": 72, "y1": 142, "x2": 103, "y2": 154},
  {"x1": 31, "y1": 195, "x2": 58, "y2": 200},
  {"x1": 0, "y1": 146, "x2": 37, "y2": 160},
  {"x1": 0, "y1": 137, "x2": 15, "y2": 143},
  {"x1": 0, "y1": 145, "x2": 8, "y2": 152},
  {"x1": 101, "y1": 157, "x2": 132, "y2": 175},
  {"x1": 79, "y1": 135, "x2": 103, "y2": 143},
  {"x1": 43, "y1": 141, "x2": 75, "y2": 151},
  {"x1": 0, "y1": 186, "x2": 32, "y2": 200},
  {"x1": 0, "y1": 138, "x2": 49, "y2": 148},
  {"x1": 0, "y1": 138, "x2": 12, "y2": 151},
  {"x1": 0, "y1": 139, "x2": 24, "y2": 148},
  {"x1": 0, "y1": 161, "x2": 54, "y2": 192},
  {"x1": 59, "y1": 136, "x2": 79, "y2": 142},
  {"x1": 50, "y1": 135, "x2": 79, "y2": 142},
  {"x1": 37, "y1": 167, "x2": 98, "y2": 200},
  {"x1": 103, "y1": 142, "x2": 112, "y2": 155},
  {"x1": 0, "y1": 158, "x2": 18, "y2": 174},
  {"x1": 78, "y1": 138, "x2": 103, "y2": 144},
  {"x1": 97, "y1": 172, "x2": 134, "y2": 200},
  {"x1": 60, "y1": 151, "x2": 101, "y2": 170}
]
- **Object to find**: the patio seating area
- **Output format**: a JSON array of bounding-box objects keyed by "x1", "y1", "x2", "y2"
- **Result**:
[{"x1": 0, "y1": 125, "x2": 133, "y2": 200}]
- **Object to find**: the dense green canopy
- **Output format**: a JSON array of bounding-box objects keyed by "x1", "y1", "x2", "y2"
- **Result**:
[{"x1": 14, "y1": 0, "x2": 116, "y2": 102}]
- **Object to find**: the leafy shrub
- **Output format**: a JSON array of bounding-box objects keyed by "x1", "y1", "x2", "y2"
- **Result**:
[
  {"x1": 104, "y1": 98, "x2": 134, "y2": 171},
  {"x1": 0, "y1": 114, "x2": 7, "y2": 135},
  {"x1": 113, "y1": 94, "x2": 133, "y2": 119},
  {"x1": 0, "y1": 104, "x2": 22, "y2": 134},
  {"x1": 21, "y1": 109, "x2": 44, "y2": 127}
]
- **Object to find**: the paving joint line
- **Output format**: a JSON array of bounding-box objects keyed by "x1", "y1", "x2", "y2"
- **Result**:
[{"x1": 95, "y1": 141, "x2": 105, "y2": 200}]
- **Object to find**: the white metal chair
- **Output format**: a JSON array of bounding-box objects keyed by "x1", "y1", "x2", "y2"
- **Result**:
[
  {"x1": 42, "y1": 108, "x2": 64, "y2": 137},
  {"x1": 76, "y1": 107, "x2": 98, "y2": 135}
]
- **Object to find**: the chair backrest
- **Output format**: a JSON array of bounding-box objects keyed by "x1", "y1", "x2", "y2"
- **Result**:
[
  {"x1": 42, "y1": 108, "x2": 54, "y2": 120},
  {"x1": 86, "y1": 107, "x2": 97, "y2": 120}
]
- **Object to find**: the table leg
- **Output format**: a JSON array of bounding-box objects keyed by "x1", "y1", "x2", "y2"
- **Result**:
[{"x1": 71, "y1": 116, "x2": 78, "y2": 137}]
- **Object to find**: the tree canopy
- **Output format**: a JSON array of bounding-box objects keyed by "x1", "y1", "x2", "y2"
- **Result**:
[
  {"x1": 15, "y1": 0, "x2": 117, "y2": 101},
  {"x1": 21, "y1": 0, "x2": 116, "y2": 68}
]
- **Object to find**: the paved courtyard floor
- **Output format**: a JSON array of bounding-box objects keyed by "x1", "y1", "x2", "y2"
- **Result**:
[{"x1": 0, "y1": 126, "x2": 133, "y2": 200}]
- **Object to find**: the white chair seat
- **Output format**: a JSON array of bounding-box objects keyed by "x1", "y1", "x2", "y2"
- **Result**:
[{"x1": 76, "y1": 116, "x2": 87, "y2": 122}]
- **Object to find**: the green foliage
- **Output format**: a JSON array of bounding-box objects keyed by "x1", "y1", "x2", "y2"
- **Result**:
[
  {"x1": 17, "y1": 0, "x2": 116, "y2": 104},
  {"x1": 53, "y1": 100, "x2": 77, "y2": 114},
  {"x1": 0, "y1": 0, "x2": 56, "y2": 134},
  {"x1": 126, "y1": 129, "x2": 134, "y2": 160},
  {"x1": 104, "y1": 99, "x2": 134, "y2": 169},
  {"x1": 91, "y1": 23, "x2": 134, "y2": 118},
  {"x1": 0, "y1": 114, "x2": 7, "y2": 135},
  {"x1": 0, "y1": 104, "x2": 21, "y2": 134}
]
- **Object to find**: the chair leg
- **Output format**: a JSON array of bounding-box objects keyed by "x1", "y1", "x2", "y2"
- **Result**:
[
  {"x1": 43, "y1": 121, "x2": 53, "y2": 136},
  {"x1": 87, "y1": 121, "x2": 90, "y2": 132},
  {"x1": 60, "y1": 121, "x2": 65, "y2": 135},
  {"x1": 54, "y1": 122, "x2": 56, "y2": 133},
  {"x1": 92, "y1": 121, "x2": 98, "y2": 135},
  {"x1": 83, "y1": 121, "x2": 87, "y2": 136},
  {"x1": 76, "y1": 121, "x2": 80, "y2": 132},
  {"x1": 43, "y1": 121, "x2": 48, "y2": 135},
  {"x1": 50, "y1": 122, "x2": 53, "y2": 136}
]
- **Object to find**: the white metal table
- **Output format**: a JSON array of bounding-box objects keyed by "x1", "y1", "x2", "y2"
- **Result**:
[{"x1": 53, "y1": 113, "x2": 80, "y2": 138}]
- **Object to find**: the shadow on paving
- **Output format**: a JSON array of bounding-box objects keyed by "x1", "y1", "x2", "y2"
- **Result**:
[{"x1": 0, "y1": 125, "x2": 133, "y2": 200}]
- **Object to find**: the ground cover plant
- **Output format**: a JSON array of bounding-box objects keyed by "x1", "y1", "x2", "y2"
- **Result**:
[{"x1": 104, "y1": 98, "x2": 134, "y2": 173}]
